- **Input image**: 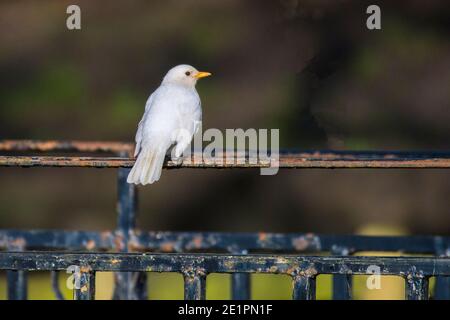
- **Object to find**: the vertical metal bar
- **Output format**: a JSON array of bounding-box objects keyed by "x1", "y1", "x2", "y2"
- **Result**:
[
  {"x1": 51, "y1": 271, "x2": 65, "y2": 300},
  {"x1": 333, "y1": 274, "x2": 352, "y2": 300},
  {"x1": 88, "y1": 272, "x2": 96, "y2": 300},
  {"x1": 113, "y1": 272, "x2": 148, "y2": 300},
  {"x1": 7, "y1": 271, "x2": 27, "y2": 300},
  {"x1": 292, "y1": 275, "x2": 316, "y2": 300},
  {"x1": 7, "y1": 243, "x2": 27, "y2": 300},
  {"x1": 331, "y1": 247, "x2": 352, "y2": 300},
  {"x1": 74, "y1": 271, "x2": 95, "y2": 300},
  {"x1": 405, "y1": 275, "x2": 429, "y2": 300},
  {"x1": 183, "y1": 270, "x2": 206, "y2": 300},
  {"x1": 433, "y1": 241, "x2": 449, "y2": 299},
  {"x1": 113, "y1": 166, "x2": 148, "y2": 300},
  {"x1": 434, "y1": 277, "x2": 450, "y2": 300},
  {"x1": 117, "y1": 166, "x2": 137, "y2": 233},
  {"x1": 231, "y1": 249, "x2": 250, "y2": 300},
  {"x1": 231, "y1": 273, "x2": 251, "y2": 300}
]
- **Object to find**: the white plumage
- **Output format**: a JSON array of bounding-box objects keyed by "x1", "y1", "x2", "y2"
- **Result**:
[{"x1": 127, "y1": 64, "x2": 211, "y2": 185}]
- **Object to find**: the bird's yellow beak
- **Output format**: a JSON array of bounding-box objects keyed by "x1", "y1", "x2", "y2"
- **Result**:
[{"x1": 194, "y1": 71, "x2": 212, "y2": 79}]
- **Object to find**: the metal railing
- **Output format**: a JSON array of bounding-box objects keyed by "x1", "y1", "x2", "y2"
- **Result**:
[
  {"x1": 0, "y1": 140, "x2": 449, "y2": 300},
  {"x1": 2, "y1": 252, "x2": 450, "y2": 300}
]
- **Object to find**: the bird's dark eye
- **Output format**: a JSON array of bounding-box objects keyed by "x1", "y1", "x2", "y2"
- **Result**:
[{"x1": 185, "y1": 71, "x2": 191, "y2": 76}]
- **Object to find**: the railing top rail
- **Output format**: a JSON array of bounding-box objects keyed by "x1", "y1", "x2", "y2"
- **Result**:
[
  {"x1": 0, "y1": 140, "x2": 134, "y2": 154},
  {"x1": 1, "y1": 140, "x2": 449, "y2": 168},
  {"x1": 1, "y1": 230, "x2": 449, "y2": 254},
  {"x1": 1, "y1": 251, "x2": 449, "y2": 276}
]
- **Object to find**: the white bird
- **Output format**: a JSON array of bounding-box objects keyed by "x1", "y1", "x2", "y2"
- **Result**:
[{"x1": 127, "y1": 64, "x2": 211, "y2": 185}]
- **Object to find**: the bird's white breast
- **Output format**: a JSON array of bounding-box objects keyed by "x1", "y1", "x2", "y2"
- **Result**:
[{"x1": 141, "y1": 83, "x2": 201, "y2": 144}]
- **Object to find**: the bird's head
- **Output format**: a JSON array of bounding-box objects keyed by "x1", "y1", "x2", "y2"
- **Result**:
[{"x1": 162, "y1": 64, "x2": 211, "y2": 87}]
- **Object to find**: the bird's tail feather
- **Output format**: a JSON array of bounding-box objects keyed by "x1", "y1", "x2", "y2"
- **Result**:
[{"x1": 127, "y1": 147, "x2": 166, "y2": 185}]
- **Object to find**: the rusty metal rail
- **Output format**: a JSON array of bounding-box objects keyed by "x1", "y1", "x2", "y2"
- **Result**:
[
  {"x1": 1, "y1": 228, "x2": 449, "y2": 300},
  {"x1": 0, "y1": 140, "x2": 134, "y2": 154},
  {"x1": 2, "y1": 154, "x2": 450, "y2": 168},
  {"x1": 1, "y1": 230, "x2": 449, "y2": 254},
  {"x1": 1, "y1": 252, "x2": 449, "y2": 300},
  {"x1": 1, "y1": 140, "x2": 450, "y2": 168},
  {"x1": 1, "y1": 140, "x2": 449, "y2": 300}
]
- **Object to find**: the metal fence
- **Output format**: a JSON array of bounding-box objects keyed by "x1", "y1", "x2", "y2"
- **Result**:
[{"x1": 0, "y1": 140, "x2": 449, "y2": 300}]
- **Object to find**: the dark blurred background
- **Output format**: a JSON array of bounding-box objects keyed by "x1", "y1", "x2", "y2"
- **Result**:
[{"x1": 1, "y1": 0, "x2": 449, "y2": 237}]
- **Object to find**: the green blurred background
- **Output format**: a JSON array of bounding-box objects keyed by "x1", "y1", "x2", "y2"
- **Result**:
[{"x1": 0, "y1": 0, "x2": 449, "y2": 299}]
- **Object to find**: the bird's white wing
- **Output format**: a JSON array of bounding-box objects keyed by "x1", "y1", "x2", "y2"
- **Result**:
[
  {"x1": 134, "y1": 92, "x2": 155, "y2": 157},
  {"x1": 193, "y1": 99, "x2": 202, "y2": 134}
]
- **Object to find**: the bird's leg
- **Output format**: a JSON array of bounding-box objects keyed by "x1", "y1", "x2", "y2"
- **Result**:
[{"x1": 170, "y1": 141, "x2": 190, "y2": 164}]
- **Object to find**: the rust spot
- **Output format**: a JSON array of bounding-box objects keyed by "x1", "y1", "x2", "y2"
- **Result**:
[
  {"x1": 80, "y1": 266, "x2": 92, "y2": 273},
  {"x1": 85, "y1": 240, "x2": 96, "y2": 250},
  {"x1": 286, "y1": 266, "x2": 298, "y2": 276},
  {"x1": 276, "y1": 257, "x2": 289, "y2": 264},
  {"x1": 114, "y1": 234, "x2": 125, "y2": 251},
  {"x1": 224, "y1": 260, "x2": 235, "y2": 269},
  {"x1": 128, "y1": 239, "x2": 144, "y2": 251},
  {"x1": 292, "y1": 237, "x2": 309, "y2": 251},
  {"x1": 258, "y1": 233, "x2": 267, "y2": 242},
  {"x1": 192, "y1": 236, "x2": 203, "y2": 249},
  {"x1": 100, "y1": 231, "x2": 111, "y2": 241},
  {"x1": 8, "y1": 237, "x2": 26, "y2": 250},
  {"x1": 269, "y1": 266, "x2": 278, "y2": 273},
  {"x1": 161, "y1": 242, "x2": 175, "y2": 252},
  {"x1": 304, "y1": 266, "x2": 318, "y2": 277}
]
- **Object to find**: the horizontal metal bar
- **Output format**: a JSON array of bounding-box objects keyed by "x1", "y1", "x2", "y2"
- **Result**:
[
  {"x1": 1, "y1": 153, "x2": 449, "y2": 168},
  {"x1": 0, "y1": 230, "x2": 114, "y2": 250},
  {"x1": 1, "y1": 230, "x2": 448, "y2": 254},
  {"x1": 0, "y1": 156, "x2": 134, "y2": 168},
  {"x1": 1, "y1": 140, "x2": 448, "y2": 168},
  {"x1": 0, "y1": 140, "x2": 133, "y2": 154},
  {"x1": 2, "y1": 140, "x2": 449, "y2": 160},
  {"x1": 0, "y1": 252, "x2": 449, "y2": 277}
]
